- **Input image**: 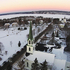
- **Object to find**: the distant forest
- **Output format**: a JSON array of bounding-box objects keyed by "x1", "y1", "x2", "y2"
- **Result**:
[{"x1": 0, "y1": 10, "x2": 70, "y2": 16}]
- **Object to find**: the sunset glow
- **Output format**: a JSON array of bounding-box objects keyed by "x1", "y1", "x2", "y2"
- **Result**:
[{"x1": 0, "y1": 0, "x2": 70, "y2": 14}]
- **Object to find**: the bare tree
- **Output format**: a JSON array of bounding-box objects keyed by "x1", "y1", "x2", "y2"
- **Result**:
[{"x1": 0, "y1": 42, "x2": 4, "y2": 53}]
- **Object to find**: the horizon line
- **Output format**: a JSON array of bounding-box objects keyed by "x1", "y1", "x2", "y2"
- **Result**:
[{"x1": 0, "y1": 10, "x2": 70, "y2": 15}]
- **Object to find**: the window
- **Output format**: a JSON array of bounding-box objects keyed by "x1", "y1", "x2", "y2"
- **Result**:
[
  {"x1": 29, "y1": 40, "x2": 30, "y2": 44},
  {"x1": 27, "y1": 62, "x2": 29, "y2": 67},
  {"x1": 29, "y1": 48, "x2": 31, "y2": 51}
]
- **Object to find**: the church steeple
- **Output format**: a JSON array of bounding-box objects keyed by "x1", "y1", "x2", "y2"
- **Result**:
[
  {"x1": 27, "y1": 21, "x2": 34, "y2": 54},
  {"x1": 28, "y1": 22, "x2": 33, "y2": 41}
]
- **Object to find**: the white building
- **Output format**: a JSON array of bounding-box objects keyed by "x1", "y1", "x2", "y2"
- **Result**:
[
  {"x1": 12, "y1": 22, "x2": 18, "y2": 27},
  {"x1": 59, "y1": 24, "x2": 65, "y2": 28},
  {"x1": 25, "y1": 51, "x2": 55, "y2": 70},
  {"x1": 59, "y1": 18, "x2": 66, "y2": 23},
  {"x1": 4, "y1": 23, "x2": 10, "y2": 28}
]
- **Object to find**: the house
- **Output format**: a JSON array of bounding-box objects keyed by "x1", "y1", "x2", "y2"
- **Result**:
[
  {"x1": 12, "y1": 22, "x2": 18, "y2": 27},
  {"x1": 59, "y1": 23, "x2": 65, "y2": 28},
  {"x1": 39, "y1": 20, "x2": 43, "y2": 24},
  {"x1": 25, "y1": 22, "x2": 67, "y2": 70},
  {"x1": 4, "y1": 23, "x2": 10, "y2": 28},
  {"x1": 59, "y1": 18, "x2": 66, "y2": 23}
]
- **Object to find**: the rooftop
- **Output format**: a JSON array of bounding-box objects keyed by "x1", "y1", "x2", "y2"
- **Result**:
[{"x1": 26, "y1": 51, "x2": 55, "y2": 65}]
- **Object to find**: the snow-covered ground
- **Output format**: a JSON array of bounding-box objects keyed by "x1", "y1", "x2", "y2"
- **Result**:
[
  {"x1": 0, "y1": 14, "x2": 70, "y2": 19},
  {"x1": 0, "y1": 27, "x2": 29, "y2": 65}
]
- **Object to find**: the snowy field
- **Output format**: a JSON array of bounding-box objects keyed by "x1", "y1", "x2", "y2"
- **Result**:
[
  {"x1": 0, "y1": 14, "x2": 70, "y2": 19},
  {"x1": 0, "y1": 27, "x2": 29, "y2": 65}
]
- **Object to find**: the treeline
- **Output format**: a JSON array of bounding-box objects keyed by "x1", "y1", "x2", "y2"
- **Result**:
[
  {"x1": 0, "y1": 10, "x2": 70, "y2": 15},
  {"x1": 0, "y1": 16, "x2": 52, "y2": 27},
  {"x1": 64, "y1": 35, "x2": 70, "y2": 51}
]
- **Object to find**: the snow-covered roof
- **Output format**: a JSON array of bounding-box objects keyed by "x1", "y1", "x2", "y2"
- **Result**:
[
  {"x1": 12, "y1": 22, "x2": 18, "y2": 24},
  {"x1": 46, "y1": 44, "x2": 55, "y2": 48},
  {"x1": 26, "y1": 51, "x2": 55, "y2": 65},
  {"x1": 55, "y1": 37, "x2": 59, "y2": 40},
  {"x1": 52, "y1": 47, "x2": 67, "y2": 60},
  {"x1": 4, "y1": 23, "x2": 10, "y2": 26},
  {"x1": 54, "y1": 59, "x2": 66, "y2": 70},
  {"x1": 59, "y1": 24, "x2": 65, "y2": 28}
]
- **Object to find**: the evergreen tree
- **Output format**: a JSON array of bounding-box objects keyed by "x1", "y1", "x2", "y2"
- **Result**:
[
  {"x1": 52, "y1": 32, "x2": 54, "y2": 37},
  {"x1": 56, "y1": 31, "x2": 59, "y2": 37},
  {"x1": 52, "y1": 32, "x2": 55, "y2": 43},
  {"x1": 64, "y1": 24, "x2": 67, "y2": 28},
  {"x1": 18, "y1": 41, "x2": 21, "y2": 47},
  {"x1": 64, "y1": 35, "x2": 70, "y2": 51},
  {"x1": 31, "y1": 58, "x2": 40, "y2": 70},
  {"x1": 40, "y1": 60, "x2": 48, "y2": 70}
]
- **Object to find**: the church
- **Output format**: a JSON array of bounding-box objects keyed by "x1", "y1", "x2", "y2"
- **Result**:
[{"x1": 25, "y1": 22, "x2": 67, "y2": 70}]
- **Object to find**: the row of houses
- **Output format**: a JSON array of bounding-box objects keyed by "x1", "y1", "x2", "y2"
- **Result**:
[{"x1": 4, "y1": 22, "x2": 18, "y2": 28}]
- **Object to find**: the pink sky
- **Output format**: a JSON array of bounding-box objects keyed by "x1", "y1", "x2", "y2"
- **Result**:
[{"x1": 0, "y1": 0, "x2": 70, "y2": 14}]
